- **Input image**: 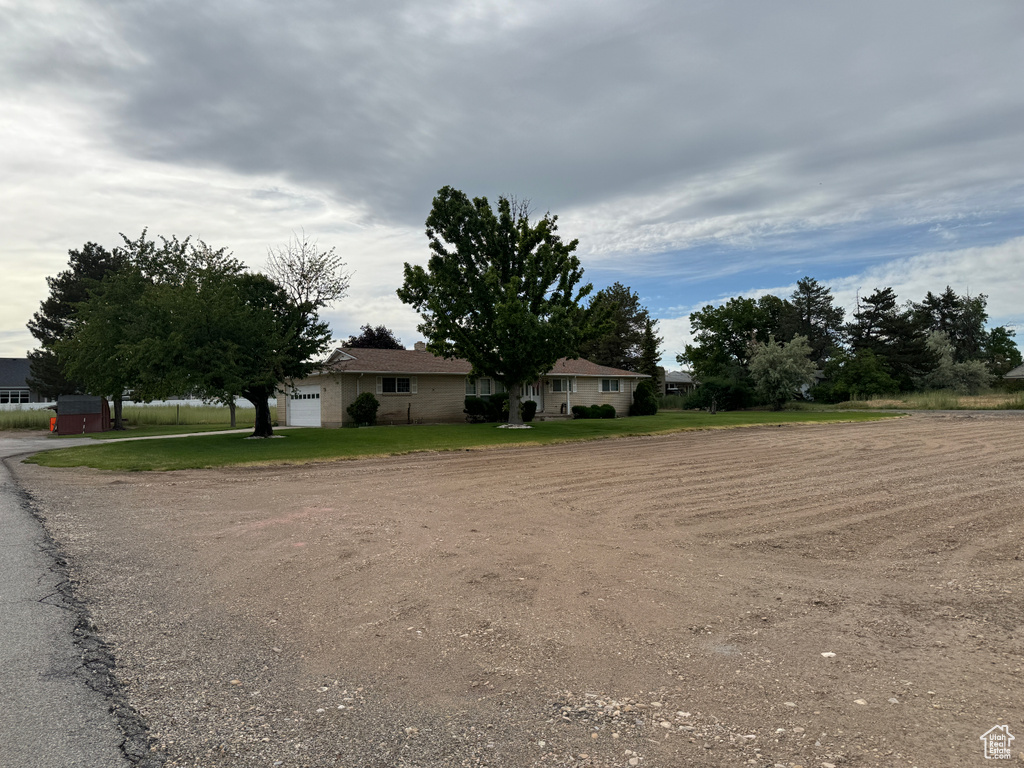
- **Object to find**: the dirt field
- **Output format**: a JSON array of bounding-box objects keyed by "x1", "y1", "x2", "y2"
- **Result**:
[{"x1": 12, "y1": 412, "x2": 1024, "y2": 767}]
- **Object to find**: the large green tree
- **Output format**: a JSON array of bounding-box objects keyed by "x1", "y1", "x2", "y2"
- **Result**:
[
  {"x1": 637, "y1": 317, "x2": 663, "y2": 379},
  {"x1": 346, "y1": 324, "x2": 404, "y2": 349},
  {"x1": 984, "y1": 326, "x2": 1023, "y2": 379},
  {"x1": 919, "y1": 331, "x2": 992, "y2": 394},
  {"x1": 748, "y1": 335, "x2": 817, "y2": 410},
  {"x1": 397, "y1": 187, "x2": 591, "y2": 424},
  {"x1": 911, "y1": 287, "x2": 988, "y2": 363},
  {"x1": 846, "y1": 287, "x2": 933, "y2": 391},
  {"x1": 26, "y1": 242, "x2": 127, "y2": 399},
  {"x1": 580, "y1": 282, "x2": 652, "y2": 370},
  {"x1": 780, "y1": 277, "x2": 845, "y2": 364},
  {"x1": 678, "y1": 294, "x2": 791, "y2": 380},
  {"x1": 59, "y1": 231, "x2": 337, "y2": 437}
]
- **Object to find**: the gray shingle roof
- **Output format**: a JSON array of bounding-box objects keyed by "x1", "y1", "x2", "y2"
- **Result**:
[
  {"x1": 0, "y1": 358, "x2": 31, "y2": 388},
  {"x1": 321, "y1": 348, "x2": 648, "y2": 378},
  {"x1": 1004, "y1": 363, "x2": 1024, "y2": 379}
]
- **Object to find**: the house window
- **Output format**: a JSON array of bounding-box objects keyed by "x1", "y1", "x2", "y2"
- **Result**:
[
  {"x1": 551, "y1": 378, "x2": 565, "y2": 393},
  {"x1": 601, "y1": 379, "x2": 620, "y2": 393},
  {"x1": 468, "y1": 378, "x2": 498, "y2": 396},
  {"x1": 382, "y1": 377, "x2": 411, "y2": 393},
  {"x1": 0, "y1": 390, "x2": 30, "y2": 404}
]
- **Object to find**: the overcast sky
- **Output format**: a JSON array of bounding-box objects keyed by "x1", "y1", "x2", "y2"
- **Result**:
[{"x1": 3, "y1": 0, "x2": 1022, "y2": 366}]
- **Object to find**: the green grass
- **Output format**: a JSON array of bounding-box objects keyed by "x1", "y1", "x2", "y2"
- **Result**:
[{"x1": 25, "y1": 410, "x2": 900, "y2": 472}]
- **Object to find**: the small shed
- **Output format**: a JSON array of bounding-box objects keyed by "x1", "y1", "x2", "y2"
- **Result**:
[{"x1": 55, "y1": 395, "x2": 111, "y2": 434}]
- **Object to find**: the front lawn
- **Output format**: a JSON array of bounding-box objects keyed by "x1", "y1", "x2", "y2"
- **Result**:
[{"x1": 24, "y1": 411, "x2": 901, "y2": 471}]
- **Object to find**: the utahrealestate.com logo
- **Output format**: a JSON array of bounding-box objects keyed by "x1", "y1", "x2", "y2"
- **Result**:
[{"x1": 980, "y1": 725, "x2": 1014, "y2": 759}]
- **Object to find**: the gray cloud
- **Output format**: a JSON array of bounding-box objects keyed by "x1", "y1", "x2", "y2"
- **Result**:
[
  {"x1": 4, "y1": 0, "x2": 1024, "y2": 357},
  {"x1": 10, "y1": 0, "x2": 1023, "y2": 234}
]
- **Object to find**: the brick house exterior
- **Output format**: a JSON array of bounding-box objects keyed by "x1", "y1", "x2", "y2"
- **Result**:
[{"x1": 277, "y1": 346, "x2": 649, "y2": 427}]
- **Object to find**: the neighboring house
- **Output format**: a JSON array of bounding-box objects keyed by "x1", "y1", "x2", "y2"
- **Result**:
[
  {"x1": 663, "y1": 370, "x2": 696, "y2": 397},
  {"x1": 277, "y1": 343, "x2": 649, "y2": 427},
  {"x1": 1004, "y1": 363, "x2": 1024, "y2": 380},
  {"x1": 0, "y1": 358, "x2": 45, "y2": 406}
]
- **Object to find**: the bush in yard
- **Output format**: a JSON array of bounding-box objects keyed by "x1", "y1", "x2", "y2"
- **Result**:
[
  {"x1": 464, "y1": 396, "x2": 489, "y2": 423},
  {"x1": 486, "y1": 392, "x2": 510, "y2": 423},
  {"x1": 346, "y1": 392, "x2": 379, "y2": 426},
  {"x1": 571, "y1": 404, "x2": 589, "y2": 419},
  {"x1": 599, "y1": 404, "x2": 616, "y2": 419},
  {"x1": 629, "y1": 379, "x2": 659, "y2": 416},
  {"x1": 521, "y1": 400, "x2": 537, "y2": 422}
]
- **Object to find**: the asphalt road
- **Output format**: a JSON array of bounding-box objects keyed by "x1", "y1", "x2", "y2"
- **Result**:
[{"x1": 0, "y1": 435, "x2": 129, "y2": 768}]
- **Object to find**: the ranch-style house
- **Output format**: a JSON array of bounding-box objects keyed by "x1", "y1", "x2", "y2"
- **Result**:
[{"x1": 277, "y1": 343, "x2": 650, "y2": 427}]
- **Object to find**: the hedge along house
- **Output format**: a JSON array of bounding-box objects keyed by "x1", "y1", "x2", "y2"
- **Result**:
[{"x1": 277, "y1": 343, "x2": 649, "y2": 427}]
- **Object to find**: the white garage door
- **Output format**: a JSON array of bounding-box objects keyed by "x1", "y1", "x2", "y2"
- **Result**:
[{"x1": 287, "y1": 385, "x2": 321, "y2": 427}]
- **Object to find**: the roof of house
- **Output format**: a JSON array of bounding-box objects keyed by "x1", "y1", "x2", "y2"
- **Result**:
[
  {"x1": 664, "y1": 370, "x2": 694, "y2": 384},
  {"x1": 320, "y1": 348, "x2": 648, "y2": 378},
  {"x1": 546, "y1": 358, "x2": 648, "y2": 378},
  {"x1": 0, "y1": 358, "x2": 31, "y2": 388},
  {"x1": 324, "y1": 347, "x2": 473, "y2": 374},
  {"x1": 1004, "y1": 363, "x2": 1024, "y2": 379}
]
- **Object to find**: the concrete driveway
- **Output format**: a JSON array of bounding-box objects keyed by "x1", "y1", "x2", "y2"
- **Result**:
[{"x1": 0, "y1": 434, "x2": 132, "y2": 767}]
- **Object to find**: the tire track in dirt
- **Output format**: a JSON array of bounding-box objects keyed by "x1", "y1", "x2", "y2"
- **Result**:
[{"x1": 13, "y1": 412, "x2": 1024, "y2": 768}]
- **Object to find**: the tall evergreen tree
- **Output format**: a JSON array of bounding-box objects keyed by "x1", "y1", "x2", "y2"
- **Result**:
[
  {"x1": 637, "y1": 317, "x2": 663, "y2": 379},
  {"x1": 580, "y1": 282, "x2": 651, "y2": 371},
  {"x1": 847, "y1": 287, "x2": 933, "y2": 391},
  {"x1": 912, "y1": 287, "x2": 988, "y2": 363},
  {"x1": 780, "y1": 277, "x2": 845, "y2": 364}
]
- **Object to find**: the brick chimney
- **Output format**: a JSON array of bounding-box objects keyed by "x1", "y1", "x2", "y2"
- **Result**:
[{"x1": 414, "y1": 341, "x2": 427, "y2": 352}]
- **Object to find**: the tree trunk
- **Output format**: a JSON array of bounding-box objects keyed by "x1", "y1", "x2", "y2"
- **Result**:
[
  {"x1": 508, "y1": 382, "x2": 523, "y2": 425},
  {"x1": 113, "y1": 393, "x2": 125, "y2": 430},
  {"x1": 245, "y1": 388, "x2": 274, "y2": 437},
  {"x1": 229, "y1": 399, "x2": 237, "y2": 428}
]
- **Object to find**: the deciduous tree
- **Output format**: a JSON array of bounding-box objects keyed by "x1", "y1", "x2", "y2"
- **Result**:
[
  {"x1": 678, "y1": 295, "x2": 791, "y2": 380},
  {"x1": 345, "y1": 324, "x2": 404, "y2": 349},
  {"x1": 748, "y1": 335, "x2": 817, "y2": 410},
  {"x1": 266, "y1": 230, "x2": 350, "y2": 312},
  {"x1": 397, "y1": 187, "x2": 591, "y2": 424}
]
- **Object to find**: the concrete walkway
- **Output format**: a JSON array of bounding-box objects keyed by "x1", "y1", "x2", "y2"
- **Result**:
[{"x1": 0, "y1": 435, "x2": 130, "y2": 767}]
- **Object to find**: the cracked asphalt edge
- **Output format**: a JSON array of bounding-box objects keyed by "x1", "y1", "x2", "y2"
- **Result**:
[{"x1": 4, "y1": 455, "x2": 165, "y2": 768}]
